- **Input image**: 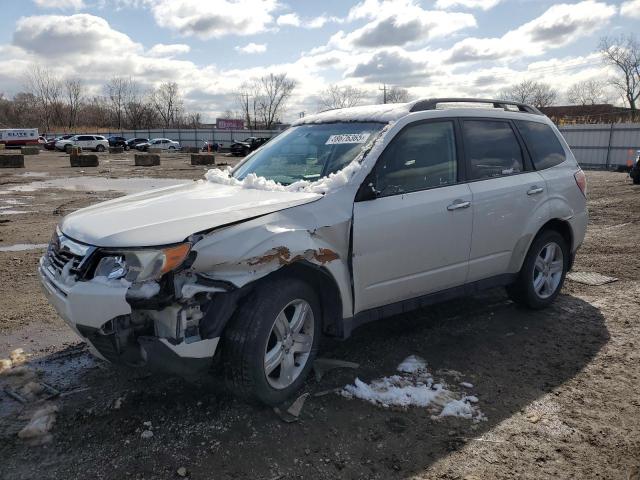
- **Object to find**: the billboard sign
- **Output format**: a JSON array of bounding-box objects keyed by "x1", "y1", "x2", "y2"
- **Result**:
[{"x1": 216, "y1": 118, "x2": 244, "y2": 129}]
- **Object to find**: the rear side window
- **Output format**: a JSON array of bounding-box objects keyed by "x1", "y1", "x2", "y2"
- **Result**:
[
  {"x1": 462, "y1": 120, "x2": 523, "y2": 180},
  {"x1": 516, "y1": 120, "x2": 566, "y2": 170},
  {"x1": 375, "y1": 120, "x2": 457, "y2": 196}
]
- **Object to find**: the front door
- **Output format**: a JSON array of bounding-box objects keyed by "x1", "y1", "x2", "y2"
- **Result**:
[{"x1": 352, "y1": 120, "x2": 473, "y2": 314}]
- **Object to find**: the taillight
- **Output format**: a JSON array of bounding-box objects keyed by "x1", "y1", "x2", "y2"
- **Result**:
[{"x1": 574, "y1": 169, "x2": 587, "y2": 197}]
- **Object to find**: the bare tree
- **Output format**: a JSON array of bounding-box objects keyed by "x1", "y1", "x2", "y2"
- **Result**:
[
  {"x1": 24, "y1": 65, "x2": 63, "y2": 132},
  {"x1": 64, "y1": 78, "x2": 83, "y2": 129},
  {"x1": 498, "y1": 80, "x2": 558, "y2": 108},
  {"x1": 257, "y1": 73, "x2": 296, "y2": 129},
  {"x1": 318, "y1": 84, "x2": 365, "y2": 110},
  {"x1": 385, "y1": 86, "x2": 410, "y2": 104},
  {"x1": 235, "y1": 81, "x2": 261, "y2": 130},
  {"x1": 151, "y1": 81, "x2": 183, "y2": 128},
  {"x1": 599, "y1": 35, "x2": 640, "y2": 111},
  {"x1": 104, "y1": 76, "x2": 131, "y2": 129},
  {"x1": 566, "y1": 79, "x2": 609, "y2": 105}
]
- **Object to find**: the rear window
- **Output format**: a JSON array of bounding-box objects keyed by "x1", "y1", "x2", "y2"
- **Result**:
[
  {"x1": 462, "y1": 120, "x2": 524, "y2": 180},
  {"x1": 516, "y1": 121, "x2": 566, "y2": 170}
]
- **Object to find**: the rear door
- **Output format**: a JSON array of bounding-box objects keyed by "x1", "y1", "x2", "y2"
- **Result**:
[
  {"x1": 76, "y1": 135, "x2": 93, "y2": 149},
  {"x1": 352, "y1": 119, "x2": 473, "y2": 313},
  {"x1": 462, "y1": 119, "x2": 548, "y2": 282}
]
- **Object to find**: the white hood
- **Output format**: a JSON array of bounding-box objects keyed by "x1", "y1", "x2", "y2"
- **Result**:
[{"x1": 60, "y1": 180, "x2": 321, "y2": 247}]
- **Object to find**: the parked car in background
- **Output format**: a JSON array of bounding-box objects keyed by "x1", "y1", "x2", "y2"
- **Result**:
[
  {"x1": 55, "y1": 135, "x2": 109, "y2": 153},
  {"x1": 126, "y1": 138, "x2": 148, "y2": 149},
  {"x1": 44, "y1": 135, "x2": 74, "y2": 150},
  {"x1": 136, "y1": 138, "x2": 180, "y2": 152},
  {"x1": 230, "y1": 137, "x2": 270, "y2": 156},
  {"x1": 630, "y1": 150, "x2": 640, "y2": 185},
  {"x1": 38, "y1": 98, "x2": 588, "y2": 406},
  {"x1": 38, "y1": 136, "x2": 47, "y2": 144},
  {"x1": 107, "y1": 136, "x2": 129, "y2": 150}
]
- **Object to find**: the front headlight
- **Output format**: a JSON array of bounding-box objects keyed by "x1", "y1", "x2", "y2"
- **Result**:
[{"x1": 94, "y1": 243, "x2": 191, "y2": 283}]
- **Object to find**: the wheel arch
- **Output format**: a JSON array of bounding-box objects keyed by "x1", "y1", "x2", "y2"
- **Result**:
[{"x1": 511, "y1": 218, "x2": 575, "y2": 274}]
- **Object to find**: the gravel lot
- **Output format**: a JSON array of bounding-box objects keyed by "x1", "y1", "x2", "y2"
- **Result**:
[{"x1": 0, "y1": 150, "x2": 639, "y2": 479}]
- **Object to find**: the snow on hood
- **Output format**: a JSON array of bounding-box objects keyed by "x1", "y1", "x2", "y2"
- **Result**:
[
  {"x1": 292, "y1": 102, "x2": 414, "y2": 126},
  {"x1": 205, "y1": 124, "x2": 392, "y2": 194}
]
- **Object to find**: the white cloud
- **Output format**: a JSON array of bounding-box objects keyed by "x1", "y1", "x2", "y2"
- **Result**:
[
  {"x1": 435, "y1": 0, "x2": 502, "y2": 10},
  {"x1": 13, "y1": 14, "x2": 142, "y2": 57},
  {"x1": 234, "y1": 42, "x2": 267, "y2": 54},
  {"x1": 33, "y1": 0, "x2": 85, "y2": 9},
  {"x1": 276, "y1": 13, "x2": 301, "y2": 27},
  {"x1": 447, "y1": 1, "x2": 617, "y2": 63},
  {"x1": 147, "y1": 43, "x2": 190, "y2": 58},
  {"x1": 148, "y1": 0, "x2": 280, "y2": 38},
  {"x1": 331, "y1": 0, "x2": 476, "y2": 49},
  {"x1": 620, "y1": 0, "x2": 640, "y2": 18}
]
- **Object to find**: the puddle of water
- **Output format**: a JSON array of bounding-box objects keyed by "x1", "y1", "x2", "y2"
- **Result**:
[
  {"x1": 0, "y1": 243, "x2": 49, "y2": 252},
  {"x1": 0, "y1": 209, "x2": 34, "y2": 215},
  {"x1": 0, "y1": 176, "x2": 190, "y2": 195}
]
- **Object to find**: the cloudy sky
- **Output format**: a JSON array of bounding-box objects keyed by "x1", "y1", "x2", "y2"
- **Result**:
[{"x1": 1, "y1": 0, "x2": 639, "y2": 122}]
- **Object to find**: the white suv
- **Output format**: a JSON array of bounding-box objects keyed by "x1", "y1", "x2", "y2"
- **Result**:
[
  {"x1": 38, "y1": 98, "x2": 588, "y2": 405},
  {"x1": 55, "y1": 135, "x2": 109, "y2": 153}
]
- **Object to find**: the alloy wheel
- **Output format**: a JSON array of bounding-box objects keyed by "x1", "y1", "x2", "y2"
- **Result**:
[
  {"x1": 532, "y1": 241, "x2": 564, "y2": 299},
  {"x1": 263, "y1": 299, "x2": 314, "y2": 389}
]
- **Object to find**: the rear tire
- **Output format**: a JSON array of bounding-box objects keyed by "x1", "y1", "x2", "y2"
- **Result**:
[
  {"x1": 507, "y1": 229, "x2": 568, "y2": 309},
  {"x1": 222, "y1": 277, "x2": 321, "y2": 406}
]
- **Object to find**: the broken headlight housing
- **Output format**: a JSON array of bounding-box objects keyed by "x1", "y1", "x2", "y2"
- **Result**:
[{"x1": 94, "y1": 243, "x2": 191, "y2": 283}]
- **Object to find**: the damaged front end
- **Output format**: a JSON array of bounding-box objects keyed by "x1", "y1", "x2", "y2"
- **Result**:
[{"x1": 38, "y1": 229, "x2": 240, "y2": 377}]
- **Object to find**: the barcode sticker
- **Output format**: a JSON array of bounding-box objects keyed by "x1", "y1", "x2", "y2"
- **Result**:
[{"x1": 325, "y1": 133, "x2": 371, "y2": 145}]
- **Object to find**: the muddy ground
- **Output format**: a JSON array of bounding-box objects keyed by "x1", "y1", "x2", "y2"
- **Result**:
[{"x1": 0, "y1": 150, "x2": 639, "y2": 480}]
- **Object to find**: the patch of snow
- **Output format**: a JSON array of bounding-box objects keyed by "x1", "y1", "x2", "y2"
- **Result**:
[
  {"x1": 339, "y1": 355, "x2": 486, "y2": 422},
  {"x1": 292, "y1": 102, "x2": 413, "y2": 126},
  {"x1": 460, "y1": 381, "x2": 474, "y2": 388},
  {"x1": 127, "y1": 281, "x2": 160, "y2": 299},
  {"x1": 397, "y1": 355, "x2": 427, "y2": 373},
  {"x1": 205, "y1": 124, "x2": 392, "y2": 194},
  {"x1": 0, "y1": 209, "x2": 34, "y2": 215},
  {"x1": 0, "y1": 243, "x2": 48, "y2": 252},
  {"x1": 18, "y1": 405, "x2": 58, "y2": 442}
]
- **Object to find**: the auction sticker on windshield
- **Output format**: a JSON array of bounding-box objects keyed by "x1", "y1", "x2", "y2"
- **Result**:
[{"x1": 325, "y1": 133, "x2": 371, "y2": 145}]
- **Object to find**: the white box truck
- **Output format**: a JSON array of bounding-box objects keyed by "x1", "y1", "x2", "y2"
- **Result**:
[{"x1": 0, "y1": 128, "x2": 39, "y2": 147}]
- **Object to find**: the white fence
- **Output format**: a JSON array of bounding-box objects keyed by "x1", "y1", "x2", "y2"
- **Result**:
[{"x1": 558, "y1": 123, "x2": 640, "y2": 169}]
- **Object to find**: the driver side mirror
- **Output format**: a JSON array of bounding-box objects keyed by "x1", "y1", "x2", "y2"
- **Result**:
[{"x1": 355, "y1": 173, "x2": 379, "y2": 202}]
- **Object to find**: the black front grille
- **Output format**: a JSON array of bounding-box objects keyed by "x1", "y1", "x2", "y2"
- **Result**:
[{"x1": 47, "y1": 246, "x2": 84, "y2": 276}]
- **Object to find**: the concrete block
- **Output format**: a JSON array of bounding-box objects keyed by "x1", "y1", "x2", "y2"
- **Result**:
[
  {"x1": 190, "y1": 154, "x2": 216, "y2": 166},
  {"x1": 21, "y1": 146, "x2": 40, "y2": 155},
  {"x1": 109, "y1": 146, "x2": 124, "y2": 154},
  {"x1": 135, "y1": 154, "x2": 160, "y2": 166},
  {"x1": 70, "y1": 154, "x2": 99, "y2": 167},
  {"x1": 0, "y1": 154, "x2": 25, "y2": 168}
]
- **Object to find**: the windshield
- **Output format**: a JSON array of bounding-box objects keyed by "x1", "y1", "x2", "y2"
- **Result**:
[{"x1": 232, "y1": 122, "x2": 384, "y2": 185}]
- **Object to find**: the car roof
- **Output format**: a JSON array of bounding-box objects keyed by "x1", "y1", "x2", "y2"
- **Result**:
[{"x1": 293, "y1": 98, "x2": 546, "y2": 126}]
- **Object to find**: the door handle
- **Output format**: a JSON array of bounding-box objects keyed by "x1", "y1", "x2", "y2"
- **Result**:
[
  {"x1": 447, "y1": 200, "x2": 471, "y2": 211},
  {"x1": 527, "y1": 186, "x2": 544, "y2": 195}
]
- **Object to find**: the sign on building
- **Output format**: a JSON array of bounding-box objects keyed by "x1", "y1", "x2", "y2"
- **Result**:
[{"x1": 216, "y1": 119, "x2": 244, "y2": 129}]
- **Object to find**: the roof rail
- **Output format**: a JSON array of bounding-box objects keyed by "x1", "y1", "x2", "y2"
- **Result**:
[{"x1": 410, "y1": 98, "x2": 543, "y2": 115}]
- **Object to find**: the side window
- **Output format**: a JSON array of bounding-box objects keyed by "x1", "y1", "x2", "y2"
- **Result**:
[
  {"x1": 375, "y1": 121, "x2": 457, "y2": 196},
  {"x1": 516, "y1": 120, "x2": 566, "y2": 170},
  {"x1": 78, "y1": 136, "x2": 92, "y2": 141},
  {"x1": 462, "y1": 120, "x2": 524, "y2": 180}
]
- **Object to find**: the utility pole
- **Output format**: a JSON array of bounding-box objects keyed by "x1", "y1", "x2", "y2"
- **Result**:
[{"x1": 379, "y1": 84, "x2": 387, "y2": 104}]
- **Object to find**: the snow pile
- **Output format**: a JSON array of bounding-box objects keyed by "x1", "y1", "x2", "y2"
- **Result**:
[
  {"x1": 340, "y1": 355, "x2": 485, "y2": 421},
  {"x1": 205, "y1": 124, "x2": 392, "y2": 194},
  {"x1": 90, "y1": 275, "x2": 131, "y2": 288},
  {"x1": 292, "y1": 102, "x2": 413, "y2": 126}
]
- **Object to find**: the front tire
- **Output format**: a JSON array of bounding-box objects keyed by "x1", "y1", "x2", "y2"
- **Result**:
[
  {"x1": 96, "y1": 144, "x2": 105, "y2": 152},
  {"x1": 223, "y1": 277, "x2": 321, "y2": 406},
  {"x1": 507, "y1": 230, "x2": 568, "y2": 309}
]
